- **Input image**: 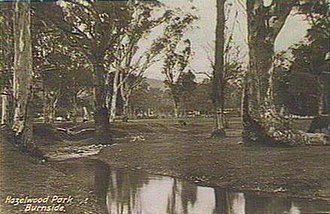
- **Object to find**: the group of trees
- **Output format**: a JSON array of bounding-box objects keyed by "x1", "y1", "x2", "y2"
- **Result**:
[
  {"x1": 128, "y1": 75, "x2": 238, "y2": 118},
  {"x1": 0, "y1": 0, "x2": 328, "y2": 149},
  {"x1": 0, "y1": 0, "x2": 198, "y2": 148},
  {"x1": 274, "y1": 2, "x2": 329, "y2": 116}
]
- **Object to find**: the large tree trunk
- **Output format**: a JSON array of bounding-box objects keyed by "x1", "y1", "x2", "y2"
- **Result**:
[
  {"x1": 82, "y1": 106, "x2": 89, "y2": 121},
  {"x1": 12, "y1": 0, "x2": 33, "y2": 147},
  {"x1": 91, "y1": 54, "x2": 112, "y2": 143},
  {"x1": 243, "y1": 0, "x2": 327, "y2": 146},
  {"x1": 212, "y1": 0, "x2": 226, "y2": 137},
  {"x1": 243, "y1": 3, "x2": 275, "y2": 144}
]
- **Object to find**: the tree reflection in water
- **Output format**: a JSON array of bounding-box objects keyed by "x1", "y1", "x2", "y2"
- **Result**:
[
  {"x1": 166, "y1": 178, "x2": 198, "y2": 214},
  {"x1": 213, "y1": 190, "x2": 245, "y2": 214},
  {"x1": 93, "y1": 160, "x2": 110, "y2": 213},
  {"x1": 91, "y1": 166, "x2": 330, "y2": 214},
  {"x1": 106, "y1": 170, "x2": 149, "y2": 214},
  {"x1": 181, "y1": 180, "x2": 197, "y2": 214}
]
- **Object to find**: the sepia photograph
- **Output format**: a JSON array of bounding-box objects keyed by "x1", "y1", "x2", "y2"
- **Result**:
[{"x1": 0, "y1": 0, "x2": 329, "y2": 213}]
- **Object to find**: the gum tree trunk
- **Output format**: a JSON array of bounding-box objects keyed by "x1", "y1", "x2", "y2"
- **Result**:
[
  {"x1": 91, "y1": 52, "x2": 112, "y2": 143},
  {"x1": 12, "y1": 0, "x2": 33, "y2": 147},
  {"x1": 212, "y1": 0, "x2": 226, "y2": 137},
  {"x1": 122, "y1": 90, "x2": 131, "y2": 117},
  {"x1": 243, "y1": 0, "x2": 326, "y2": 146},
  {"x1": 119, "y1": 73, "x2": 131, "y2": 117}
]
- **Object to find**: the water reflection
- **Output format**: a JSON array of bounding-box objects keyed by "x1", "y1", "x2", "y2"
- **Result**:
[{"x1": 92, "y1": 165, "x2": 330, "y2": 214}]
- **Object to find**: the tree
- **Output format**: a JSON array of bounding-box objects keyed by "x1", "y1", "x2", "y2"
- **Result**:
[
  {"x1": 291, "y1": 0, "x2": 330, "y2": 115},
  {"x1": 160, "y1": 11, "x2": 197, "y2": 118},
  {"x1": 34, "y1": 1, "x2": 136, "y2": 142},
  {"x1": 11, "y1": 0, "x2": 34, "y2": 147},
  {"x1": 191, "y1": 79, "x2": 214, "y2": 115},
  {"x1": 213, "y1": 0, "x2": 226, "y2": 137},
  {"x1": 176, "y1": 70, "x2": 197, "y2": 116},
  {"x1": 106, "y1": 2, "x2": 172, "y2": 121},
  {"x1": 289, "y1": 41, "x2": 328, "y2": 115},
  {"x1": 200, "y1": 2, "x2": 245, "y2": 132},
  {"x1": 243, "y1": 0, "x2": 328, "y2": 145},
  {"x1": 161, "y1": 12, "x2": 196, "y2": 117},
  {"x1": 31, "y1": 14, "x2": 94, "y2": 123},
  {"x1": 163, "y1": 38, "x2": 191, "y2": 118}
]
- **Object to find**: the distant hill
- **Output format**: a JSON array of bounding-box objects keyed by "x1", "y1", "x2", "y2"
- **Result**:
[{"x1": 145, "y1": 78, "x2": 166, "y2": 91}]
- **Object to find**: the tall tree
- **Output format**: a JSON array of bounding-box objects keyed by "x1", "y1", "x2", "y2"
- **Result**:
[
  {"x1": 297, "y1": 0, "x2": 330, "y2": 114},
  {"x1": 32, "y1": 13, "x2": 94, "y2": 123},
  {"x1": 12, "y1": 0, "x2": 34, "y2": 147},
  {"x1": 161, "y1": 12, "x2": 196, "y2": 117},
  {"x1": 243, "y1": 0, "x2": 328, "y2": 145},
  {"x1": 213, "y1": 0, "x2": 226, "y2": 137},
  {"x1": 163, "y1": 38, "x2": 192, "y2": 118},
  {"x1": 35, "y1": 1, "x2": 134, "y2": 142},
  {"x1": 107, "y1": 3, "x2": 172, "y2": 121}
]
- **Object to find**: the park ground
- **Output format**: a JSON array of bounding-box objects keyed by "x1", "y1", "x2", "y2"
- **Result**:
[{"x1": 1, "y1": 117, "x2": 330, "y2": 213}]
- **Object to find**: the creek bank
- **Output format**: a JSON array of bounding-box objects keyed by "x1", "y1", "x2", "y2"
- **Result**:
[
  {"x1": 37, "y1": 119, "x2": 330, "y2": 201},
  {"x1": 4, "y1": 117, "x2": 327, "y2": 214},
  {"x1": 0, "y1": 132, "x2": 103, "y2": 214},
  {"x1": 95, "y1": 118, "x2": 330, "y2": 201}
]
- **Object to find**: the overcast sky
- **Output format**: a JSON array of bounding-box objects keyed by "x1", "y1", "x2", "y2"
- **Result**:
[{"x1": 144, "y1": 0, "x2": 310, "y2": 81}]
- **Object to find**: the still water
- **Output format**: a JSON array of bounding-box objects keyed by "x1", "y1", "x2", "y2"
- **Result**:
[{"x1": 91, "y1": 161, "x2": 330, "y2": 214}]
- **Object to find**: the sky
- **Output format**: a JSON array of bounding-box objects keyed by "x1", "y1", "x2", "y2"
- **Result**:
[{"x1": 144, "y1": 0, "x2": 311, "y2": 81}]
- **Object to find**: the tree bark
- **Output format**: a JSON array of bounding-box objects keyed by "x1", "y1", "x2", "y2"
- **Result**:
[
  {"x1": 12, "y1": 0, "x2": 33, "y2": 147},
  {"x1": 121, "y1": 88, "x2": 131, "y2": 117},
  {"x1": 109, "y1": 70, "x2": 120, "y2": 122},
  {"x1": 119, "y1": 72, "x2": 131, "y2": 117},
  {"x1": 243, "y1": 0, "x2": 326, "y2": 146},
  {"x1": 91, "y1": 53, "x2": 111, "y2": 143},
  {"x1": 212, "y1": 0, "x2": 226, "y2": 137}
]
